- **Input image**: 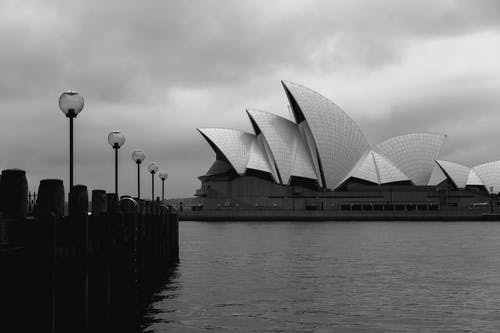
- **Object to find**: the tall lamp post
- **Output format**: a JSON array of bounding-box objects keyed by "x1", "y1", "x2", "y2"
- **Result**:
[
  {"x1": 132, "y1": 150, "x2": 146, "y2": 199},
  {"x1": 59, "y1": 90, "x2": 84, "y2": 190},
  {"x1": 147, "y1": 162, "x2": 159, "y2": 201},
  {"x1": 158, "y1": 171, "x2": 168, "y2": 203},
  {"x1": 108, "y1": 131, "x2": 125, "y2": 196}
]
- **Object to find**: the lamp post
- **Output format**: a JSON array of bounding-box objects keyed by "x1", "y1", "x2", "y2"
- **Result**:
[
  {"x1": 107, "y1": 131, "x2": 125, "y2": 196},
  {"x1": 132, "y1": 150, "x2": 146, "y2": 199},
  {"x1": 158, "y1": 171, "x2": 168, "y2": 203},
  {"x1": 147, "y1": 162, "x2": 159, "y2": 201},
  {"x1": 59, "y1": 90, "x2": 84, "y2": 190}
]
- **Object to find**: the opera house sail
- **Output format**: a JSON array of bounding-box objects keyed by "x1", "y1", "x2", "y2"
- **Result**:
[{"x1": 192, "y1": 81, "x2": 499, "y2": 212}]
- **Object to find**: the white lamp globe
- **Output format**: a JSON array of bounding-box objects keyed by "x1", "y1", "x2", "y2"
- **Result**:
[
  {"x1": 59, "y1": 90, "x2": 84, "y2": 117},
  {"x1": 132, "y1": 149, "x2": 145, "y2": 163},
  {"x1": 108, "y1": 130, "x2": 125, "y2": 148},
  {"x1": 158, "y1": 171, "x2": 168, "y2": 181},
  {"x1": 147, "y1": 162, "x2": 159, "y2": 174}
]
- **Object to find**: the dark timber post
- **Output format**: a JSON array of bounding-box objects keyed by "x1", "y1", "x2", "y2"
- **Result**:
[
  {"x1": 47, "y1": 213, "x2": 57, "y2": 333},
  {"x1": 0, "y1": 169, "x2": 28, "y2": 219},
  {"x1": 36, "y1": 179, "x2": 65, "y2": 218},
  {"x1": 69, "y1": 185, "x2": 89, "y2": 330},
  {"x1": 91, "y1": 189, "x2": 107, "y2": 214}
]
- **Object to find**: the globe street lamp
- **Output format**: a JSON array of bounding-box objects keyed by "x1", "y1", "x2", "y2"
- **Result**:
[
  {"x1": 108, "y1": 131, "x2": 125, "y2": 196},
  {"x1": 59, "y1": 90, "x2": 84, "y2": 190},
  {"x1": 158, "y1": 171, "x2": 168, "y2": 203},
  {"x1": 132, "y1": 150, "x2": 146, "y2": 199},
  {"x1": 147, "y1": 162, "x2": 159, "y2": 201}
]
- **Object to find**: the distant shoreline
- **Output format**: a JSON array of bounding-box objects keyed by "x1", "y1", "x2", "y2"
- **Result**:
[{"x1": 179, "y1": 210, "x2": 500, "y2": 222}]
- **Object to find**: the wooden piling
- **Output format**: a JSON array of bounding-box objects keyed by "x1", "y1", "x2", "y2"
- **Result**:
[
  {"x1": 36, "y1": 179, "x2": 65, "y2": 218},
  {"x1": 106, "y1": 193, "x2": 118, "y2": 214},
  {"x1": 69, "y1": 185, "x2": 88, "y2": 215},
  {"x1": 91, "y1": 190, "x2": 107, "y2": 214},
  {"x1": 0, "y1": 169, "x2": 28, "y2": 219},
  {"x1": 1, "y1": 171, "x2": 179, "y2": 332}
]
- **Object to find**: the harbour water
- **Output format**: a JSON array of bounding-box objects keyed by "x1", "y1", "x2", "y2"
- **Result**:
[{"x1": 141, "y1": 221, "x2": 500, "y2": 332}]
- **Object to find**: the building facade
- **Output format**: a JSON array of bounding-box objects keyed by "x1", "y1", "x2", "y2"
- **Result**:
[{"x1": 193, "y1": 81, "x2": 498, "y2": 212}]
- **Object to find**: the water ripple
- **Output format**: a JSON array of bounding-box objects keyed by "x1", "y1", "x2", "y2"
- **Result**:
[{"x1": 143, "y1": 221, "x2": 500, "y2": 332}]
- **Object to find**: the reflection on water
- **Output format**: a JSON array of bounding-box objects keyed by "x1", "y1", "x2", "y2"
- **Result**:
[
  {"x1": 142, "y1": 222, "x2": 500, "y2": 332},
  {"x1": 140, "y1": 265, "x2": 181, "y2": 330}
]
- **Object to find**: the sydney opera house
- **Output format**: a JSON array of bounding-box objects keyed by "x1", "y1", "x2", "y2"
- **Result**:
[{"x1": 193, "y1": 81, "x2": 500, "y2": 213}]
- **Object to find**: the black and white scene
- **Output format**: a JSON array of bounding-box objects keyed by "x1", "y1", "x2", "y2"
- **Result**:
[{"x1": 2, "y1": 0, "x2": 500, "y2": 332}]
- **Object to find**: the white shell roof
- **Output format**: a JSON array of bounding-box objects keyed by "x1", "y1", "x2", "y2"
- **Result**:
[
  {"x1": 470, "y1": 161, "x2": 500, "y2": 193},
  {"x1": 257, "y1": 134, "x2": 280, "y2": 181},
  {"x1": 428, "y1": 163, "x2": 448, "y2": 186},
  {"x1": 291, "y1": 128, "x2": 320, "y2": 182},
  {"x1": 197, "y1": 128, "x2": 255, "y2": 175},
  {"x1": 374, "y1": 133, "x2": 446, "y2": 186},
  {"x1": 298, "y1": 121, "x2": 323, "y2": 186},
  {"x1": 344, "y1": 150, "x2": 410, "y2": 185},
  {"x1": 198, "y1": 128, "x2": 278, "y2": 179},
  {"x1": 197, "y1": 82, "x2": 471, "y2": 192},
  {"x1": 372, "y1": 150, "x2": 410, "y2": 183},
  {"x1": 466, "y1": 168, "x2": 484, "y2": 186},
  {"x1": 282, "y1": 81, "x2": 370, "y2": 190},
  {"x1": 247, "y1": 135, "x2": 276, "y2": 179},
  {"x1": 205, "y1": 159, "x2": 233, "y2": 176},
  {"x1": 246, "y1": 109, "x2": 317, "y2": 184},
  {"x1": 350, "y1": 150, "x2": 379, "y2": 184},
  {"x1": 436, "y1": 160, "x2": 471, "y2": 188}
]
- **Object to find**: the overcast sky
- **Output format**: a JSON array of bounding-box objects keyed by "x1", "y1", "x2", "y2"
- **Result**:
[{"x1": 1, "y1": 0, "x2": 500, "y2": 198}]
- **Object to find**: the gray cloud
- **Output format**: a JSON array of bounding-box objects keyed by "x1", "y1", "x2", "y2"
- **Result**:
[{"x1": 3, "y1": 0, "x2": 500, "y2": 100}]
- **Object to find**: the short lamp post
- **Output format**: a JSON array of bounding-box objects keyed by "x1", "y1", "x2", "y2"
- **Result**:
[
  {"x1": 158, "y1": 171, "x2": 168, "y2": 203},
  {"x1": 147, "y1": 162, "x2": 159, "y2": 201},
  {"x1": 59, "y1": 90, "x2": 84, "y2": 190},
  {"x1": 132, "y1": 150, "x2": 146, "y2": 199},
  {"x1": 108, "y1": 131, "x2": 125, "y2": 196}
]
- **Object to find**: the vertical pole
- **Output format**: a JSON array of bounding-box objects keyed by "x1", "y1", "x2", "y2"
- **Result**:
[
  {"x1": 151, "y1": 173, "x2": 154, "y2": 201},
  {"x1": 50, "y1": 214, "x2": 56, "y2": 333},
  {"x1": 40, "y1": 213, "x2": 57, "y2": 333},
  {"x1": 491, "y1": 194, "x2": 493, "y2": 214},
  {"x1": 83, "y1": 213, "x2": 89, "y2": 332},
  {"x1": 490, "y1": 187, "x2": 494, "y2": 214},
  {"x1": 162, "y1": 180, "x2": 164, "y2": 203},
  {"x1": 137, "y1": 162, "x2": 141, "y2": 199},
  {"x1": 105, "y1": 215, "x2": 112, "y2": 326},
  {"x1": 69, "y1": 115, "x2": 74, "y2": 189},
  {"x1": 115, "y1": 147, "x2": 118, "y2": 197}
]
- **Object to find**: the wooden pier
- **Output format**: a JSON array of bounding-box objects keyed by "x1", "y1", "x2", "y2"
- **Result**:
[{"x1": 0, "y1": 169, "x2": 179, "y2": 332}]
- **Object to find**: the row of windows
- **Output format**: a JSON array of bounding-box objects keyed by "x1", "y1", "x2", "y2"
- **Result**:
[{"x1": 340, "y1": 203, "x2": 439, "y2": 211}]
